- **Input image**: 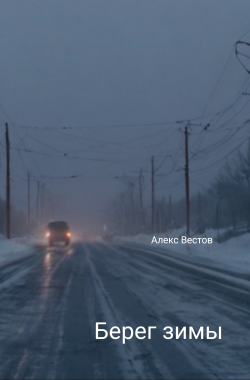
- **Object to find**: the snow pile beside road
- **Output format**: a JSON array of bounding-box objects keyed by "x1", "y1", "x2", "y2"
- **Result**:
[
  {"x1": 13, "y1": 235, "x2": 41, "y2": 245},
  {"x1": 120, "y1": 229, "x2": 250, "y2": 275},
  {"x1": 0, "y1": 234, "x2": 33, "y2": 267}
]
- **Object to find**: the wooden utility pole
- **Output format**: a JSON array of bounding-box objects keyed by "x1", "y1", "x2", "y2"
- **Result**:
[
  {"x1": 139, "y1": 169, "x2": 145, "y2": 229},
  {"x1": 151, "y1": 156, "x2": 155, "y2": 233},
  {"x1": 5, "y1": 123, "x2": 10, "y2": 239},
  {"x1": 28, "y1": 172, "x2": 30, "y2": 232},
  {"x1": 185, "y1": 126, "x2": 190, "y2": 235},
  {"x1": 40, "y1": 183, "x2": 45, "y2": 225},
  {"x1": 36, "y1": 181, "x2": 40, "y2": 228}
]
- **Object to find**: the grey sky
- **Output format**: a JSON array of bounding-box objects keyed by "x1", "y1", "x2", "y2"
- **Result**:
[{"x1": 0, "y1": 1, "x2": 250, "y2": 232}]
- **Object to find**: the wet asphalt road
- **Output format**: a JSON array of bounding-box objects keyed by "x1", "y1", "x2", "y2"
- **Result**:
[{"x1": 0, "y1": 242, "x2": 249, "y2": 379}]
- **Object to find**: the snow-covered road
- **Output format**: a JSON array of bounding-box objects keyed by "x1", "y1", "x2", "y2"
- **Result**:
[{"x1": 0, "y1": 242, "x2": 249, "y2": 379}]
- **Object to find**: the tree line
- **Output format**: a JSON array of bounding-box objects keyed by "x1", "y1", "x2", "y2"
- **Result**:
[{"x1": 106, "y1": 141, "x2": 250, "y2": 236}]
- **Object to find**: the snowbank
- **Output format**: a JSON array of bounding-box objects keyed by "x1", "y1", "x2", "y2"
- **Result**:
[
  {"x1": 0, "y1": 234, "x2": 34, "y2": 268},
  {"x1": 119, "y1": 229, "x2": 250, "y2": 275}
]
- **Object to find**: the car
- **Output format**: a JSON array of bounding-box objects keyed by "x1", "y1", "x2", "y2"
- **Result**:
[{"x1": 46, "y1": 221, "x2": 71, "y2": 246}]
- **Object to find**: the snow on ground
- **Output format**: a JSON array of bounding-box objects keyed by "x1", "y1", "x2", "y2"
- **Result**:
[
  {"x1": 0, "y1": 234, "x2": 34, "y2": 267},
  {"x1": 119, "y1": 229, "x2": 250, "y2": 275}
]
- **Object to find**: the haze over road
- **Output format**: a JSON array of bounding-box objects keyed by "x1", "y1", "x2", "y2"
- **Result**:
[{"x1": 0, "y1": 242, "x2": 249, "y2": 379}]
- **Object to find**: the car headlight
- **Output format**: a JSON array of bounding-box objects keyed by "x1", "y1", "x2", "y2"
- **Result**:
[{"x1": 66, "y1": 232, "x2": 71, "y2": 237}]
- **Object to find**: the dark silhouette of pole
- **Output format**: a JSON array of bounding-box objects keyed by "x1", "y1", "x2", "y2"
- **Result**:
[
  {"x1": 36, "y1": 181, "x2": 40, "y2": 228},
  {"x1": 28, "y1": 172, "x2": 30, "y2": 232},
  {"x1": 139, "y1": 169, "x2": 145, "y2": 229},
  {"x1": 185, "y1": 126, "x2": 190, "y2": 235},
  {"x1": 151, "y1": 156, "x2": 155, "y2": 233},
  {"x1": 40, "y1": 183, "x2": 45, "y2": 225},
  {"x1": 129, "y1": 182, "x2": 135, "y2": 234},
  {"x1": 5, "y1": 123, "x2": 10, "y2": 239}
]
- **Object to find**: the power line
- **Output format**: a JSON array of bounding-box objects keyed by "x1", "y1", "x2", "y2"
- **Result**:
[
  {"x1": 237, "y1": 27, "x2": 250, "y2": 41},
  {"x1": 191, "y1": 76, "x2": 250, "y2": 153},
  {"x1": 191, "y1": 137, "x2": 249, "y2": 173},
  {"x1": 8, "y1": 114, "x2": 221, "y2": 131},
  {"x1": 201, "y1": 29, "x2": 250, "y2": 125},
  {"x1": 201, "y1": 50, "x2": 234, "y2": 119},
  {"x1": 14, "y1": 121, "x2": 179, "y2": 130},
  {"x1": 235, "y1": 40, "x2": 250, "y2": 74},
  {"x1": 189, "y1": 121, "x2": 250, "y2": 162}
]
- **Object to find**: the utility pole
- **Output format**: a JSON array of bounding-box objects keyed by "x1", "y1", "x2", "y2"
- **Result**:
[
  {"x1": 36, "y1": 181, "x2": 40, "y2": 228},
  {"x1": 185, "y1": 126, "x2": 190, "y2": 235},
  {"x1": 40, "y1": 183, "x2": 45, "y2": 225},
  {"x1": 151, "y1": 156, "x2": 155, "y2": 233},
  {"x1": 139, "y1": 169, "x2": 145, "y2": 230},
  {"x1": 28, "y1": 172, "x2": 30, "y2": 232},
  {"x1": 5, "y1": 123, "x2": 10, "y2": 239},
  {"x1": 130, "y1": 182, "x2": 135, "y2": 233}
]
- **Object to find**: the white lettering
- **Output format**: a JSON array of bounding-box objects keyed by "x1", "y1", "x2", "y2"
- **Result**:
[
  {"x1": 122, "y1": 326, "x2": 134, "y2": 344},
  {"x1": 135, "y1": 326, "x2": 146, "y2": 339},
  {"x1": 151, "y1": 236, "x2": 158, "y2": 243},
  {"x1": 96, "y1": 322, "x2": 108, "y2": 339},
  {"x1": 207, "y1": 327, "x2": 217, "y2": 339},
  {"x1": 148, "y1": 326, "x2": 157, "y2": 339},
  {"x1": 110, "y1": 326, "x2": 120, "y2": 340},
  {"x1": 219, "y1": 327, "x2": 222, "y2": 339},
  {"x1": 163, "y1": 326, "x2": 173, "y2": 339},
  {"x1": 176, "y1": 327, "x2": 186, "y2": 339},
  {"x1": 181, "y1": 236, "x2": 187, "y2": 244},
  {"x1": 189, "y1": 327, "x2": 204, "y2": 339}
]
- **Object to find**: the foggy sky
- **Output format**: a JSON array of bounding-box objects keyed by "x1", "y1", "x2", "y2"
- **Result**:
[{"x1": 0, "y1": 1, "x2": 250, "y2": 233}]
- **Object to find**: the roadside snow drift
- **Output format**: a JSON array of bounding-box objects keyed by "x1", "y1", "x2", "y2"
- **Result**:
[{"x1": 0, "y1": 234, "x2": 33, "y2": 267}]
